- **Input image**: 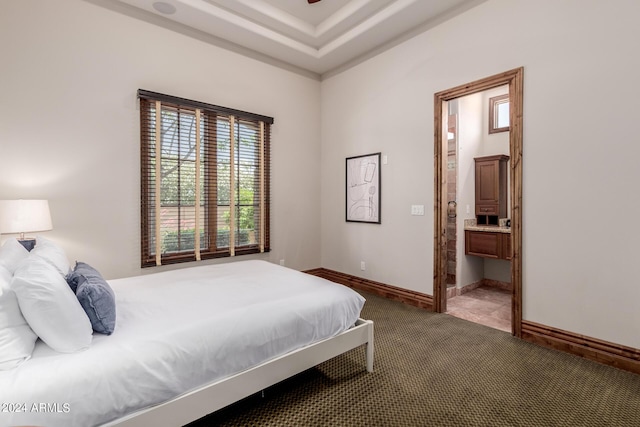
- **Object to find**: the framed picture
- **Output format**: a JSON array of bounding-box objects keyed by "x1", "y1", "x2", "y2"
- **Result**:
[{"x1": 346, "y1": 152, "x2": 381, "y2": 223}]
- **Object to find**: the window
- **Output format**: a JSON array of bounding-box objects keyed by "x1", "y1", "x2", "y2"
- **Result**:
[
  {"x1": 139, "y1": 90, "x2": 272, "y2": 267},
  {"x1": 489, "y1": 94, "x2": 509, "y2": 134}
]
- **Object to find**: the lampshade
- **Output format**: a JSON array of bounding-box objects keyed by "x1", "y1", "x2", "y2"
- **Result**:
[{"x1": 0, "y1": 200, "x2": 53, "y2": 235}]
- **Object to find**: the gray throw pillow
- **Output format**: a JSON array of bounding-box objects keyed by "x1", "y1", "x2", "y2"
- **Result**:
[{"x1": 68, "y1": 262, "x2": 116, "y2": 335}]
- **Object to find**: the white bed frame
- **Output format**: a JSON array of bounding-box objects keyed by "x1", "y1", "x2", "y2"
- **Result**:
[{"x1": 105, "y1": 318, "x2": 374, "y2": 427}]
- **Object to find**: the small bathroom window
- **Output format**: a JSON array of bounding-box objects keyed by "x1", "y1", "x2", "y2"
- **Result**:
[{"x1": 489, "y1": 94, "x2": 509, "y2": 134}]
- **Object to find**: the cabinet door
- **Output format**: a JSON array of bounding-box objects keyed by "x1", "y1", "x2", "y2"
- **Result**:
[
  {"x1": 465, "y1": 231, "x2": 502, "y2": 259},
  {"x1": 503, "y1": 233, "x2": 512, "y2": 260},
  {"x1": 475, "y1": 160, "x2": 499, "y2": 205}
]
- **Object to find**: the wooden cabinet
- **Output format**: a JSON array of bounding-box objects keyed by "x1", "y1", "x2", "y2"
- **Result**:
[
  {"x1": 465, "y1": 230, "x2": 511, "y2": 260},
  {"x1": 503, "y1": 232, "x2": 511, "y2": 260},
  {"x1": 466, "y1": 155, "x2": 512, "y2": 260},
  {"x1": 475, "y1": 155, "x2": 509, "y2": 225}
]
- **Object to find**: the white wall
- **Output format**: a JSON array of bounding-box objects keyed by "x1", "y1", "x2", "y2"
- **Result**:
[
  {"x1": 321, "y1": 0, "x2": 640, "y2": 348},
  {"x1": 0, "y1": 0, "x2": 322, "y2": 278},
  {"x1": 480, "y1": 85, "x2": 511, "y2": 283},
  {"x1": 481, "y1": 86, "x2": 510, "y2": 156},
  {"x1": 455, "y1": 93, "x2": 483, "y2": 289}
]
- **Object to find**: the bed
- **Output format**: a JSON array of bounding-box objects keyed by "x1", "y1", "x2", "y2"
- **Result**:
[{"x1": 0, "y1": 259, "x2": 374, "y2": 427}]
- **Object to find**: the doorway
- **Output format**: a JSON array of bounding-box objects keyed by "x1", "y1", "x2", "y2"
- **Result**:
[{"x1": 433, "y1": 67, "x2": 523, "y2": 337}]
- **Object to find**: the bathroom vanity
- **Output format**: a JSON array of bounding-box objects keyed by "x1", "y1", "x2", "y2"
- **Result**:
[
  {"x1": 464, "y1": 222, "x2": 511, "y2": 260},
  {"x1": 465, "y1": 154, "x2": 511, "y2": 259}
]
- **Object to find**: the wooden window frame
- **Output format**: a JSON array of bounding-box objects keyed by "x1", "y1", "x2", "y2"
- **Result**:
[
  {"x1": 139, "y1": 90, "x2": 273, "y2": 268},
  {"x1": 488, "y1": 93, "x2": 510, "y2": 134}
]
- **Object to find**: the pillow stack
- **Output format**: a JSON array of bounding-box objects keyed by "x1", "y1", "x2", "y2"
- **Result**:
[
  {"x1": 0, "y1": 236, "x2": 117, "y2": 370},
  {"x1": 0, "y1": 240, "x2": 37, "y2": 370},
  {"x1": 12, "y1": 256, "x2": 93, "y2": 353}
]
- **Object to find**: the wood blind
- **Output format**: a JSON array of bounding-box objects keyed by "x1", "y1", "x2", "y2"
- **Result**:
[{"x1": 139, "y1": 90, "x2": 272, "y2": 267}]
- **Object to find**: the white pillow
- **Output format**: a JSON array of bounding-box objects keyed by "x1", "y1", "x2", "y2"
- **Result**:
[
  {"x1": 0, "y1": 265, "x2": 38, "y2": 370},
  {"x1": 12, "y1": 257, "x2": 92, "y2": 353},
  {"x1": 0, "y1": 238, "x2": 29, "y2": 274},
  {"x1": 30, "y1": 235, "x2": 71, "y2": 278}
]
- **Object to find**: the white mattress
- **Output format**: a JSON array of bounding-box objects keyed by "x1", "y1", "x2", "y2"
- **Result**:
[{"x1": 0, "y1": 260, "x2": 365, "y2": 427}]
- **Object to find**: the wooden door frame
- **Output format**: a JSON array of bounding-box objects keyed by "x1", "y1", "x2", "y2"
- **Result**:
[{"x1": 433, "y1": 67, "x2": 523, "y2": 337}]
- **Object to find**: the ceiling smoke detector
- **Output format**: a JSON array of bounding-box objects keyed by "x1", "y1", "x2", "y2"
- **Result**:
[{"x1": 152, "y1": 2, "x2": 176, "y2": 15}]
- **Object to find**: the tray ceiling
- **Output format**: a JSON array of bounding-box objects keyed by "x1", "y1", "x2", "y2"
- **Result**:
[{"x1": 109, "y1": 0, "x2": 485, "y2": 77}]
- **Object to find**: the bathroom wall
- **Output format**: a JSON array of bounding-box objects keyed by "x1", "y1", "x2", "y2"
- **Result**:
[
  {"x1": 480, "y1": 85, "x2": 511, "y2": 283},
  {"x1": 481, "y1": 86, "x2": 510, "y2": 156},
  {"x1": 456, "y1": 93, "x2": 484, "y2": 288}
]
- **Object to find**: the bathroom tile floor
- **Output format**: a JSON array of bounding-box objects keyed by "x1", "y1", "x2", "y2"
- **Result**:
[{"x1": 446, "y1": 285, "x2": 511, "y2": 332}]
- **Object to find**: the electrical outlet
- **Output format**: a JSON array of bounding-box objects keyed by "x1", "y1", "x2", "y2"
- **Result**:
[
  {"x1": 279, "y1": 259, "x2": 285, "y2": 266},
  {"x1": 360, "y1": 261, "x2": 366, "y2": 271}
]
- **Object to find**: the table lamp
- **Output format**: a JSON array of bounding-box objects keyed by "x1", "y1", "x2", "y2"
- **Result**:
[{"x1": 0, "y1": 200, "x2": 53, "y2": 251}]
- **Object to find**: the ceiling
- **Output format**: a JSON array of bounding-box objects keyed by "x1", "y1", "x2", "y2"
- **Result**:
[{"x1": 106, "y1": 0, "x2": 485, "y2": 78}]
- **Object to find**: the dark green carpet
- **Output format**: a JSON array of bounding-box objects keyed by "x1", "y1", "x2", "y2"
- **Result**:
[{"x1": 189, "y1": 291, "x2": 640, "y2": 426}]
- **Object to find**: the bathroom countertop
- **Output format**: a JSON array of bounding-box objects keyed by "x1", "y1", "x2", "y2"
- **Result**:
[
  {"x1": 463, "y1": 218, "x2": 511, "y2": 233},
  {"x1": 464, "y1": 224, "x2": 511, "y2": 233}
]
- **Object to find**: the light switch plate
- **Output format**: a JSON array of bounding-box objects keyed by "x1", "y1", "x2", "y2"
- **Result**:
[{"x1": 411, "y1": 205, "x2": 425, "y2": 216}]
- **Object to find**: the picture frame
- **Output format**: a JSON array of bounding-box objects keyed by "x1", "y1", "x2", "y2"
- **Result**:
[{"x1": 346, "y1": 152, "x2": 381, "y2": 223}]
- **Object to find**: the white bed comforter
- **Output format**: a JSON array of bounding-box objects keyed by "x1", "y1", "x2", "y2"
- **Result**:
[{"x1": 0, "y1": 260, "x2": 365, "y2": 427}]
